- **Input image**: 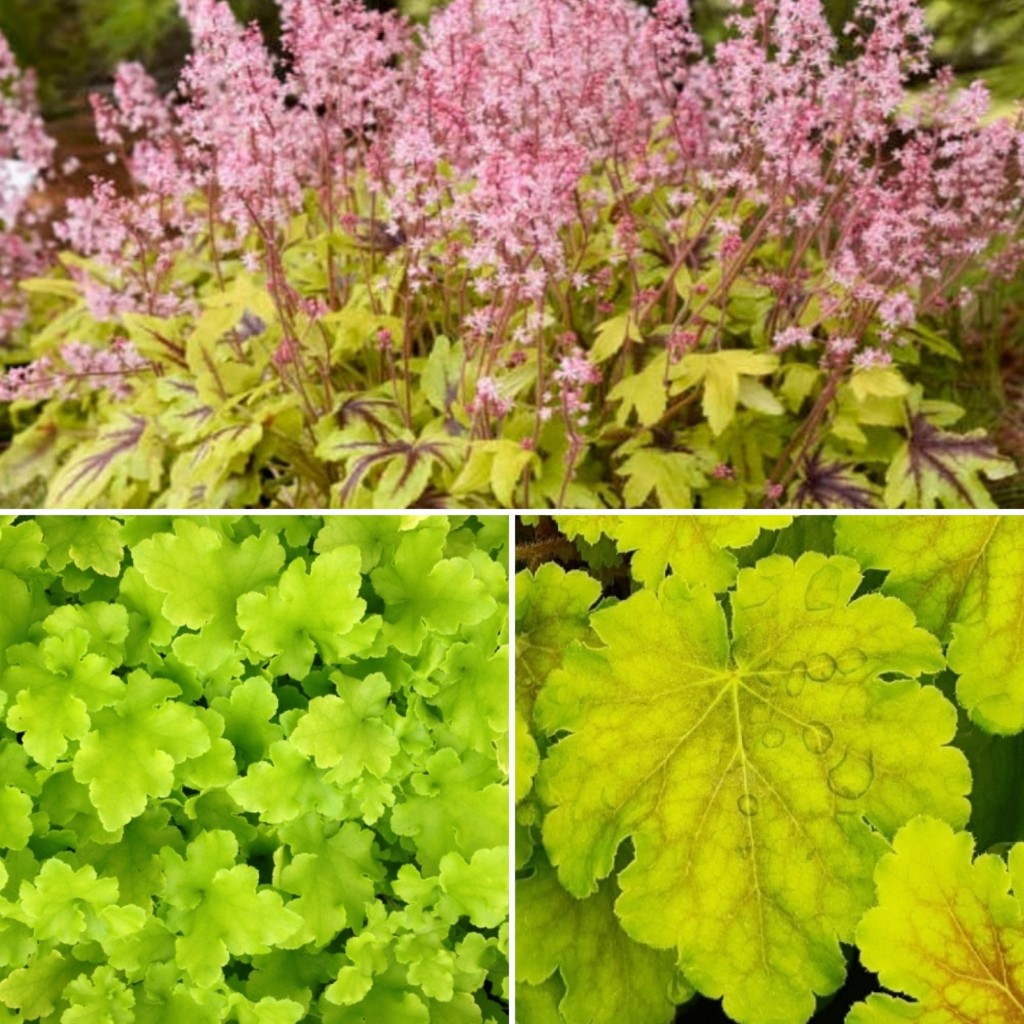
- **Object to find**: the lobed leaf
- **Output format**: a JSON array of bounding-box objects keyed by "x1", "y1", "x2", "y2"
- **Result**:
[
  {"x1": 884, "y1": 415, "x2": 1015, "y2": 509},
  {"x1": 517, "y1": 854, "x2": 683, "y2": 1024},
  {"x1": 73, "y1": 670, "x2": 210, "y2": 831},
  {"x1": 132, "y1": 520, "x2": 285, "y2": 672},
  {"x1": 852, "y1": 816, "x2": 1024, "y2": 1024},
  {"x1": 556, "y1": 514, "x2": 792, "y2": 589},
  {"x1": 238, "y1": 547, "x2": 370, "y2": 678},
  {"x1": 837, "y1": 516, "x2": 1024, "y2": 734},
  {"x1": 538, "y1": 553, "x2": 970, "y2": 1024}
]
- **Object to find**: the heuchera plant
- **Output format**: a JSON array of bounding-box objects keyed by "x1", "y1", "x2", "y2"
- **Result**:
[
  {"x1": 0, "y1": 0, "x2": 1022, "y2": 508},
  {"x1": 516, "y1": 515, "x2": 1024, "y2": 1023},
  {"x1": 0, "y1": 513, "x2": 509, "y2": 1023}
]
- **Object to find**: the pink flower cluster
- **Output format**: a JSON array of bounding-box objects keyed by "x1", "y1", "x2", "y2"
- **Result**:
[
  {"x1": 51, "y1": 0, "x2": 1024, "y2": 341},
  {"x1": 1, "y1": 0, "x2": 1022, "y2": 437},
  {"x1": 468, "y1": 375, "x2": 512, "y2": 420},
  {"x1": 378, "y1": 0, "x2": 689, "y2": 299},
  {"x1": 0, "y1": 338, "x2": 149, "y2": 402},
  {"x1": 541, "y1": 347, "x2": 603, "y2": 428},
  {"x1": 59, "y1": 0, "x2": 410, "y2": 314}
]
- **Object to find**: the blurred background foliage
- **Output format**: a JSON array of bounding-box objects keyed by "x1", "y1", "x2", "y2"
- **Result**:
[
  {"x1": 0, "y1": 0, "x2": 280, "y2": 110},
  {"x1": 1, "y1": 0, "x2": 1022, "y2": 114}
]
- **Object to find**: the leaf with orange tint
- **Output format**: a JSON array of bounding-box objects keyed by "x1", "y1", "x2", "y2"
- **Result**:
[{"x1": 852, "y1": 816, "x2": 1024, "y2": 1024}]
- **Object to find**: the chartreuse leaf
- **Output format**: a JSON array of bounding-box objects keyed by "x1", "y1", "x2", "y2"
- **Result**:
[
  {"x1": 370, "y1": 524, "x2": 497, "y2": 655},
  {"x1": 38, "y1": 517, "x2": 124, "y2": 577},
  {"x1": 672, "y1": 351, "x2": 780, "y2": 436},
  {"x1": 432, "y1": 641, "x2": 508, "y2": 757},
  {"x1": 835, "y1": 517, "x2": 1003, "y2": 637},
  {"x1": 517, "y1": 854, "x2": 683, "y2": 1024},
  {"x1": 617, "y1": 447, "x2": 707, "y2": 507},
  {"x1": 555, "y1": 514, "x2": 792, "y2": 589},
  {"x1": 226, "y1": 992, "x2": 305, "y2": 1024},
  {"x1": 278, "y1": 821, "x2": 382, "y2": 947},
  {"x1": 515, "y1": 709, "x2": 540, "y2": 804},
  {"x1": 228, "y1": 739, "x2": 348, "y2": 824},
  {"x1": 62, "y1": 965, "x2": 135, "y2": 1024},
  {"x1": 515, "y1": 564, "x2": 600, "y2": 717},
  {"x1": 591, "y1": 312, "x2": 641, "y2": 363},
  {"x1": 45, "y1": 414, "x2": 164, "y2": 509},
  {"x1": 161, "y1": 831, "x2": 303, "y2": 987},
  {"x1": 0, "y1": 519, "x2": 47, "y2": 577},
  {"x1": 607, "y1": 354, "x2": 670, "y2": 426},
  {"x1": 322, "y1": 901, "x2": 492, "y2": 1024},
  {"x1": 238, "y1": 547, "x2": 372, "y2": 678},
  {"x1": 132, "y1": 520, "x2": 285, "y2": 672},
  {"x1": 5, "y1": 630, "x2": 124, "y2": 768},
  {"x1": 41, "y1": 602, "x2": 129, "y2": 666},
  {"x1": 837, "y1": 516, "x2": 1024, "y2": 734},
  {"x1": 538, "y1": 553, "x2": 970, "y2": 1024},
  {"x1": 0, "y1": 787, "x2": 33, "y2": 851},
  {"x1": 314, "y1": 517, "x2": 403, "y2": 573},
  {"x1": 209, "y1": 676, "x2": 282, "y2": 764},
  {"x1": 516, "y1": 977, "x2": 564, "y2": 1024},
  {"x1": 884, "y1": 415, "x2": 1015, "y2": 508},
  {"x1": 851, "y1": 816, "x2": 1024, "y2": 1024},
  {"x1": 76, "y1": 807, "x2": 184, "y2": 909},
  {"x1": 391, "y1": 749, "x2": 508, "y2": 874},
  {"x1": 118, "y1": 565, "x2": 177, "y2": 665},
  {"x1": 0, "y1": 950, "x2": 80, "y2": 1019},
  {"x1": 72, "y1": 669, "x2": 210, "y2": 831},
  {"x1": 290, "y1": 672, "x2": 400, "y2": 785},
  {"x1": 0, "y1": 569, "x2": 40, "y2": 678},
  {"x1": 437, "y1": 847, "x2": 509, "y2": 929}
]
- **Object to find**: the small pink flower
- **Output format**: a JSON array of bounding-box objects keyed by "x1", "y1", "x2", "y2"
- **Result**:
[
  {"x1": 468, "y1": 375, "x2": 512, "y2": 418},
  {"x1": 667, "y1": 329, "x2": 699, "y2": 362},
  {"x1": 272, "y1": 337, "x2": 298, "y2": 367},
  {"x1": 772, "y1": 327, "x2": 814, "y2": 353},
  {"x1": 853, "y1": 347, "x2": 893, "y2": 369}
]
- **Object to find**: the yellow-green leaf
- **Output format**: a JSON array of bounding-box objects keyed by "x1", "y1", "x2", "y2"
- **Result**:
[
  {"x1": 852, "y1": 817, "x2": 1024, "y2": 1024},
  {"x1": 538, "y1": 552, "x2": 968, "y2": 1024},
  {"x1": 591, "y1": 314, "x2": 640, "y2": 363}
]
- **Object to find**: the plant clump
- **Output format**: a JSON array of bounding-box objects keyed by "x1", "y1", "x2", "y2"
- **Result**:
[{"x1": 0, "y1": 0, "x2": 1021, "y2": 507}]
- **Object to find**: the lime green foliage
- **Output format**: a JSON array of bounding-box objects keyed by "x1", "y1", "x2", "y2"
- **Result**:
[
  {"x1": 518, "y1": 853, "x2": 688, "y2": 1024},
  {"x1": 73, "y1": 669, "x2": 210, "y2": 831},
  {"x1": 237, "y1": 548, "x2": 369, "y2": 678},
  {"x1": 290, "y1": 676, "x2": 401, "y2": 783},
  {"x1": 515, "y1": 562, "x2": 601, "y2": 718},
  {"x1": 542, "y1": 560, "x2": 965, "y2": 1022},
  {"x1": 132, "y1": 521, "x2": 286, "y2": 672},
  {"x1": 851, "y1": 816, "x2": 1024, "y2": 1024},
  {"x1": 555, "y1": 514, "x2": 793, "y2": 589},
  {"x1": 514, "y1": 710, "x2": 540, "y2": 805},
  {"x1": 836, "y1": 517, "x2": 1024, "y2": 734},
  {"x1": 515, "y1": 514, "x2": 1024, "y2": 1024},
  {"x1": 0, "y1": 515, "x2": 509, "y2": 1023}
]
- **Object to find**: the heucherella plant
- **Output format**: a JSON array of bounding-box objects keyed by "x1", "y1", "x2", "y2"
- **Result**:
[
  {"x1": 0, "y1": 514, "x2": 509, "y2": 1024},
  {"x1": 0, "y1": 0, "x2": 1022, "y2": 507},
  {"x1": 516, "y1": 514, "x2": 1024, "y2": 1023}
]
